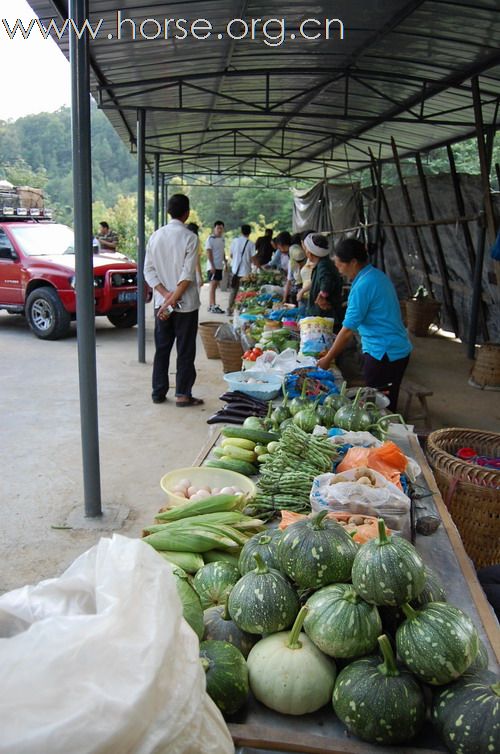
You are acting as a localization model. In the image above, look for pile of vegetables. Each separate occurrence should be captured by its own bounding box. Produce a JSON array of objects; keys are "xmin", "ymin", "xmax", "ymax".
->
[
  {"xmin": 204, "ymin": 425, "xmax": 278, "ymax": 476},
  {"xmin": 142, "ymin": 450, "xmax": 497, "ymax": 750},
  {"xmin": 250, "ymin": 423, "xmax": 338, "ymax": 518}
]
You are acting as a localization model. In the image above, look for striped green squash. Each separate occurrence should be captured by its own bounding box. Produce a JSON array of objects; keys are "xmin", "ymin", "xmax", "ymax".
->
[
  {"xmin": 278, "ymin": 511, "xmax": 357, "ymax": 589},
  {"xmin": 351, "ymin": 519, "xmax": 426, "ymax": 606},
  {"xmin": 199, "ymin": 640, "xmax": 249, "ymax": 715},
  {"xmin": 193, "ymin": 561, "xmax": 240, "ymax": 609},
  {"xmin": 432, "ymin": 669, "xmax": 500, "ymax": 753},
  {"xmin": 238, "ymin": 528, "xmax": 281, "ymax": 574},
  {"xmin": 228, "ymin": 553, "xmax": 299, "ymax": 635},
  {"xmin": 414, "ymin": 565, "xmax": 447, "ymax": 607},
  {"xmin": 333, "ymin": 634, "xmax": 426, "ymax": 744},
  {"xmin": 304, "ymin": 583, "xmax": 382, "ymax": 658},
  {"xmin": 396, "ymin": 602, "xmax": 479, "ymax": 685},
  {"xmin": 464, "ymin": 637, "xmax": 489, "ymax": 676},
  {"xmin": 203, "ymin": 599, "xmax": 257, "ymax": 658}
]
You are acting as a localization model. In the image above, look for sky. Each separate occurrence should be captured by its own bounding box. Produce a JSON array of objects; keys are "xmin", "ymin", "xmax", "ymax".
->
[{"xmin": 0, "ymin": 0, "xmax": 71, "ymax": 120}]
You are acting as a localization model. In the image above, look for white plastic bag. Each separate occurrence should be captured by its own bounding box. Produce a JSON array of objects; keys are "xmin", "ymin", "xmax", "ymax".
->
[
  {"xmin": 0, "ymin": 535, "xmax": 234, "ymax": 754},
  {"xmin": 310, "ymin": 468, "xmax": 411, "ymax": 536}
]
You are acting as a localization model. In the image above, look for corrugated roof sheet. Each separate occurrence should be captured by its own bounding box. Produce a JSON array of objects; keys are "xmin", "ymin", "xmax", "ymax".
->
[{"xmin": 28, "ymin": 0, "xmax": 500, "ymax": 182}]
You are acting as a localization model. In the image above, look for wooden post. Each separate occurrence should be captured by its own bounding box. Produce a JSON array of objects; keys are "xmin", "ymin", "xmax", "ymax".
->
[
  {"xmin": 391, "ymin": 137, "xmax": 433, "ymax": 294},
  {"xmin": 447, "ymin": 146, "xmax": 490, "ymax": 341},
  {"xmin": 369, "ymin": 149, "xmax": 412, "ymax": 295},
  {"xmin": 415, "ymin": 153, "xmax": 459, "ymax": 336}
]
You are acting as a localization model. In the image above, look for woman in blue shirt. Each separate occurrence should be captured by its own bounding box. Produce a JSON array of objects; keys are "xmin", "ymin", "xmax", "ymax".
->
[{"xmin": 317, "ymin": 238, "xmax": 412, "ymax": 411}]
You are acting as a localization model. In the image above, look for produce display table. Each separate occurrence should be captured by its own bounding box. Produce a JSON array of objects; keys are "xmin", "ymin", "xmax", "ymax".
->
[{"xmin": 192, "ymin": 429, "xmax": 499, "ymax": 754}]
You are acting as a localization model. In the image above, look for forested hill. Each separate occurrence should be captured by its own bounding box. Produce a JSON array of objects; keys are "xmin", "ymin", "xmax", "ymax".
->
[{"xmin": 0, "ymin": 104, "xmax": 136, "ymax": 221}]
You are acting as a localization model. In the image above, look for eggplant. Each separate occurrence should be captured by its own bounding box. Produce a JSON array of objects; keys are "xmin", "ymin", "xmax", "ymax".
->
[{"xmin": 206, "ymin": 411, "xmax": 244, "ymax": 425}]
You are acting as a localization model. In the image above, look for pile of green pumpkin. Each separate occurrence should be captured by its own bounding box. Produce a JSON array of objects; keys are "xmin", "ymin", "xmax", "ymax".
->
[{"xmin": 172, "ymin": 511, "xmax": 499, "ymax": 752}]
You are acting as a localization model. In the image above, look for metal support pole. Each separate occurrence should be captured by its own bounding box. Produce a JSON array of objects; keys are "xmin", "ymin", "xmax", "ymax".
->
[
  {"xmin": 69, "ymin": 0, "xmax": 102, "ymax": 517},
  {"xmin": 471, "ymin": 77, "xmax": 497, "ymax": 246},
  {"xmin": 153, "ymin": 153, "xmax": 160, "ymax": 231},
  {"xmin": 160, "ymin": 174, "xmax": 165, "ymax": 226},
  {"xmin": 137, "ymin": 108, "xmax": 146, "ymax": 364}
]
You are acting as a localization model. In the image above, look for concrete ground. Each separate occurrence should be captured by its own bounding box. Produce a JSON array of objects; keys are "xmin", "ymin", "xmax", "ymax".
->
[{"xmin": 1, "ymin": 285, "xmax": 498, "ymax": 593}]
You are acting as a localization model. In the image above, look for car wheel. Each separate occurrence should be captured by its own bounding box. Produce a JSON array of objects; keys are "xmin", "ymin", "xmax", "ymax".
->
[
  {"xmin": 26, "ymin": 287, "xmax": 71, "ymax": 340},
  {"xmin": 107, "ymin": 308, "xmax": 137, "ymax": 328}
]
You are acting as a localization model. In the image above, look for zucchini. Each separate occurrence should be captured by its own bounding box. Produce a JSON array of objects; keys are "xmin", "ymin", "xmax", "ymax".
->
[
  {"xmin": 222, "ymin": 426, "xmax": 279, "ymax": 444},
  {"xmin": 204, "ymin": 458, "xmax": 258, "ymax": 477}
]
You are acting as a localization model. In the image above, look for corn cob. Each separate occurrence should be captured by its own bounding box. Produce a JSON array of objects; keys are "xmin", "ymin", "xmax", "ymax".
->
[
  {"xmin": 157, "ymin": 551, "xmax": 204, "ymax": 573},
  {"xmin": 143, "ymin": 527, "xmax": 238, "ymax": 552},
  {"xmin": 155, "ymin": 493, "xmax": 244, "ymax": 522}
]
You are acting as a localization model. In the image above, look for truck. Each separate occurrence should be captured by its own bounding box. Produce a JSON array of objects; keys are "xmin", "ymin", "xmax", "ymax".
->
[{"xmin": 0, "ymin": 185, "xmax": 147, "ymax": 340}]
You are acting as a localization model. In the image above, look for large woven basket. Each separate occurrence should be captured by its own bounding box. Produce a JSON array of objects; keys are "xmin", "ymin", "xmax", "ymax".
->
[
  {"xmin": 406, "ymin": 298, "xmax": 441, "ymax": 336},
  {"xmin": 217, "ymin": 340, "xmax": 244, "ymax": 373},
  {"xmin": 426, "ymin": 428, "xmax": 500, "ymax": 568},
  {"xmin": 471, "ymin": 342, "xmax": 500, "ymax": 388},
  {"xmin": 198, "ymin": 321, "xmax": 221, "ymax": 359}
]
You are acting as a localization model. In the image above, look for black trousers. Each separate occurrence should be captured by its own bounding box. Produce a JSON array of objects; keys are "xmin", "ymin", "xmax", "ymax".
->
[
  {"xmin": 362, "ymin": 352, "xmax": 410, "ymax": 412},
  {"xmin": 152, "ymin": 309, "xmax": 198, "ymax": 399}
]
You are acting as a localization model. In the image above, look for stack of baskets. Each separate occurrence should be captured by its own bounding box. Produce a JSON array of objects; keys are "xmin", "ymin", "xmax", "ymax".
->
[
  {"xmin": 405, "ymin": 298, "xmax": 441, "ymax": 336},
  {"xmin": 198, "ymin": 321, "xmax": 221, "ymax": 360},
  {"xmin": 426, "ymin": 428, "xmax": 500, "ymax": 568},
  {"xmin": 470, "ymin": 342, "xmax": 500, "ymax": 389},
  {"xmin": 217, "ymin": 340, "xmax": 244, "ymax": 373}
]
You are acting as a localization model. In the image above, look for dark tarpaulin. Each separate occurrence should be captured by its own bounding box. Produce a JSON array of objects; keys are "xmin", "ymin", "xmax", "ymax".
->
[
  {"xmin": 294, "ymin": 177, "xmax": 500, "ymax": 342},
  {"xmin": 292, "ymin": 182, "xmax": 361, "ymax": 235}
]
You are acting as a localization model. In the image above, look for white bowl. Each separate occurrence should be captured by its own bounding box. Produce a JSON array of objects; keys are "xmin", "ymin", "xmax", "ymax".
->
[{"xmin": 160, "ymin": 466, "xmax": 257, "ymax": 507}]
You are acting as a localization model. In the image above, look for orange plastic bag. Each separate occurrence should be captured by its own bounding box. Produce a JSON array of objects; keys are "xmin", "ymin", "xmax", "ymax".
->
[
  {"xmin": 278, "ymin": 510, "xmax": 388, "ymax": 544},
  {"xmin": 336, "ymin": 441, "xmax": 407, "ymax": 489}
]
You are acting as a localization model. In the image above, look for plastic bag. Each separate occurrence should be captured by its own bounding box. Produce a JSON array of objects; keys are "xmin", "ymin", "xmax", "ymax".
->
[
  {"xmin": 337, "ymin": 441, "xmax": 408, "ymax": 489},
  {"xmin": 0, "ymin": 535, "xmax": 234, "ymax": 754},
  {"xmin": 214, "ymin": 323, "xmax": 240, "ymax": 342},
  {"xmin": 219, "ymin": 267, "xmax": 230, "ymax": 292},
  {"xmin": 248, "ymin": 348, "xmax": 316, "ymax": 376},
  {"xmin": 310, "ymin": 468, "xmax": 411, "ymax": 536}
]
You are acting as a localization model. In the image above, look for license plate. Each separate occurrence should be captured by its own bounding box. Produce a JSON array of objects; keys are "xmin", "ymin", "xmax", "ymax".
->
[{"xmin": 118, "ymin": 291, "xmax": 137, "ymax": 303}]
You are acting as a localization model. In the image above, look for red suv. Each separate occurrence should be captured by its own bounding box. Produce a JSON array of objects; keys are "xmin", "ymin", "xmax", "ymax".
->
[{"xmin": 0, "ymin": 217, "xmax": 146, "ymax": 339}]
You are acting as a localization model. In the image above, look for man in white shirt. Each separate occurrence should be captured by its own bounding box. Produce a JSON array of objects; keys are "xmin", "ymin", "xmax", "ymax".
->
[
  {"xmin": 227, "ymin": 224, "xmax": 255, "ymax": 315},
  {"xmin": 144, "ymin": 193, "xmax": 204, "ymax": 407},
  {"xmin": 205, "ymin": 220, "xmax": 226, "ymax": 314}
]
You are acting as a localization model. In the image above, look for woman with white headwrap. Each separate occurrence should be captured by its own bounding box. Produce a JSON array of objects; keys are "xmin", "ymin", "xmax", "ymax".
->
[{"xmin": 302, "ymin": 233, "xmax": 343, "ymax": 326}]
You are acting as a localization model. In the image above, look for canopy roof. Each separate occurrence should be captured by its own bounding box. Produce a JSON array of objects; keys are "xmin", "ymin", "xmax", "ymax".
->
[{"xmin": 29, "ymin": 1, "xmax": 500, "ymax": 183}]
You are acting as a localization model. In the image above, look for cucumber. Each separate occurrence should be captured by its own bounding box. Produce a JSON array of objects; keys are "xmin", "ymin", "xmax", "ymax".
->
[
  {"xmin": 221, "ymin": 437, "xmax": 256, "ymax": 451},
  {"xmin": 222, "ymin": 426, "xmax": 279, "ymax": 444},
  {"xmin": 222, "ymin": 444, "xmax": 257, "ymax": 463},
  {"xmin": 204, "ymin": 458, "xmax": 258, "ymax": 477}
]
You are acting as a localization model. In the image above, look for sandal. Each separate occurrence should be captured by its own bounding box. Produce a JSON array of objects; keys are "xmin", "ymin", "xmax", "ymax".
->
[{"xmin": 176, "ymin": 397, "xmax": 205, "ymax": 407}]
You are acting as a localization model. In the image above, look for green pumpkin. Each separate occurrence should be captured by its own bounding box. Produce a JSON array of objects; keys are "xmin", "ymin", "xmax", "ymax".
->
[
  {"xmin": 464, "ymin": 637, "xmax": 489, "ymax": 675},
  {"xmin": 414, "ymin": 565, "xmax": 447, "ymax": 607},
  {"xmin": 199, "ymin": 640, "xmax": 249, "ymax": 715},
  {"xmin": 351, "ymin": 518, "xmax": 426, "ymax": 606},
  {"xmin": 238, "ymin": 528, "xmax": 281, "ymax": 575},
  {"xmin": 172, "ymin": 567, "xmax": 204, "ymax": 640},
  {"xmin": 228, "ymin": 553, "xmax": 299, "ymax": 635},
  {"xmin": 278, "ymin": 511, "xmax": 357, "ymax": 589},
  {"xmin": 333, "ymin": 388, "xmax": 373, "ymax": 431},
  {"xmin": 247, "ymin": 606, "xmax": 336, "ymax": 715},
  {"xmin": 193, "ymin": 561, "xmax": 240, "ymax": 609},
  {"xmin": 396, "ymin": 602, "xmax": 479, "ymax": 685},
  {"xmin": 432, "ymin": 669, "xmax": 500, "ymax": 753},
  {"xmin": 203, "ymin": 599, "xmax": 257, "ymax": 658},
  {"xmin": 323, "ymin": 381, "xmax": 349, "ymax": 411},
  {"xmin": 333, "ymin": 634, "xmax": 426, "ymax": 745},
  {"xmin": 304, "ymin": 583, "xmax": 382, "ymax": 658}
]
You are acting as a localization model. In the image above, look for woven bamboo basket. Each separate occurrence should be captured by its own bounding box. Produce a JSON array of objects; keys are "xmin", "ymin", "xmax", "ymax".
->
[
  {"xmin": 198, "ymin": 321, "xmax": 221, "ymax": 359},
  {"xmin": 471, "ymin": 342, "xmax": 500, "ymax": 388},
  {"xmin": 217, "ymin": 340, "xmax": 244, "ymax": 373},
  {"xmin": 426, "ymin": 428, "xmax": 500, "ymax": 568},
  {"xmin": 406, "ymin": 298, "xmax": 441, "ymax": 336}
]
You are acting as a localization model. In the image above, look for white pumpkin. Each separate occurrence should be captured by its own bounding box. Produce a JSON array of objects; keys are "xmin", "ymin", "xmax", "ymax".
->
[{"xmin": 246, "ymin": 606, "xmax": 336, "ymax": 715}]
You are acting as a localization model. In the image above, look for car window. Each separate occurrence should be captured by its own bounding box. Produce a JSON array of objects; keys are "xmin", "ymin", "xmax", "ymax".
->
[
  {"xmin": 8, "ymin": 223, "xmax": 74, "ymax": 256},
  {"xmin": 0, "ymin": 228, "xmax": 14, "ymax": 250}
]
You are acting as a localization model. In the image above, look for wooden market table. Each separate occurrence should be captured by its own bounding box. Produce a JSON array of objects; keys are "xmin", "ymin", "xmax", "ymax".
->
[{"xmin": 193, "ymin": 428, "xmax": 500, "ymax": 754}]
